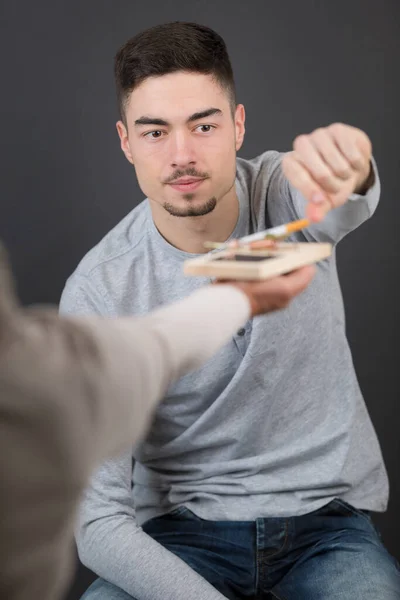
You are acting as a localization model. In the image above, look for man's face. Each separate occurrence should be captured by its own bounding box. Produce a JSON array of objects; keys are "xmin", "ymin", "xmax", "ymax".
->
[{"xmin": 117, "ymin": 72, "xmax": 245, "ymax": 218}]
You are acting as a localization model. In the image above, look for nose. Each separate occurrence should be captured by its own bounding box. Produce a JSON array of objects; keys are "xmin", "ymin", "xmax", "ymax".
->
[{"xmin": 169, "ymin": 130, "xmax": 196, "ymax": 169}]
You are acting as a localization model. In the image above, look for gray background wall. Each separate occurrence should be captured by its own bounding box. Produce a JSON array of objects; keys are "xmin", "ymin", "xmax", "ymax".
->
[{"xmin": 0, "ymin": 1, "xmax": 398, "ymax": 598}]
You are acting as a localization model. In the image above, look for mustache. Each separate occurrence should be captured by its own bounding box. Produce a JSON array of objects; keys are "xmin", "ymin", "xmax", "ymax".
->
[{"xmin": 163, "ymin": 167, "xmax": 210, "ymax": 184}]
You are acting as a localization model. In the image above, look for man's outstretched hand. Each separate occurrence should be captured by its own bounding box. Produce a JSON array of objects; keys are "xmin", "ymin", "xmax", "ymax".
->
[{"xmin": 282, "ymin": 123, "xmax": 373, "ymax": 223}]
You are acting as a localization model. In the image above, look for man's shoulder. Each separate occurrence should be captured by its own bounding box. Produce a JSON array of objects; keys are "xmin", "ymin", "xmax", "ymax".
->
[
  {"xmin": 60, "ymin": 202, "xmax": 151, "ymax": 314},
  {"xmin": 236, "ymin": 150, "xmax": 284, "ymax": 184},
  {"xmin": 71, "ymin": 201, "xmax": 150, "ymax": 280},
  {"xmin": 235, "ymin": 150, "xmax": 287, "ymax": 223}
]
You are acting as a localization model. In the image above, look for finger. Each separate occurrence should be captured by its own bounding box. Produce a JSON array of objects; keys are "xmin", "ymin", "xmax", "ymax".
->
[
  {"xmin": 281, "ymin": 153, "xmax": 331, "ymax": 222},
  {"xmin": 253, "ymin": 265, "xmax": 315, "ymax": 313},
  {"xmin": 310, "ymin": 128, "xmax": 353, "ymax": 180},
  {"xmin": 215, "ymin": 265, "xmax": 315, "ymax": 316},
  {"xmin": 275, "ymin": 264, "xmax": 316, "ymax": 297},
  {"xmin": 293, "ymin": 135, "xmax": 342, "ymax": 194},
  {"xmin": 282, "ymin": 152, "xmax": 329, "ymax": 202},
  {"xmin": 328, "ymin": 123, "xmax": 371, "ymax": 171},
  {"xmin": 217, "ymin": 265, "xmax": 315, "ymax": 292},
  {"xmin": 307, "ymin": 202, "xmax": 325, "ymax": 223}
]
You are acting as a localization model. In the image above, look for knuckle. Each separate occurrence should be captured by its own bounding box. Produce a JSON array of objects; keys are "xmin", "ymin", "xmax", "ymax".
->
[
  {"xmin": 293, "ymin": 134, "xmax": 308, "ymax": 150},
  {"xmin": 329, "ymin": 121, "xmax": 345, "ymax": 132},
  {"xmin": 349, "ymin": 154, "xmax": 364, "ymax": 168},
  {"xmin": 312, "ymin": 127, "xmax": 326, "ymax": 140},
  {"xmin": 358, "ymin": 130, "xmax": 372, "ymax": 154},
  {"xmin": 315, "ymin": 170, "xmax": 334, "ymax": 187},
  {"xmin": 365, "ymin": 135, "xmax": 372, "ymax": 153},
  {"xmin": 335, "ymin": 166, "xmax": 352, "ymax": 179},
  {"xmin": 281, "ymin": 153, "xmax": 293, "ymax": 169},
  {"xmin": 297, "ymin": 171, "xmax": 311, "ymax": 187}
]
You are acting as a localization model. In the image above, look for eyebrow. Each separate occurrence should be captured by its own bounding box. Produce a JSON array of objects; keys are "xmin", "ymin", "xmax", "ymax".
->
[
  {"xmin": 187, "ymin": 108, "xmax": 223, "ymax": 122},
  {"xmin": 134, "ymin": 108, "xmax": 223, "ymax": 127}
]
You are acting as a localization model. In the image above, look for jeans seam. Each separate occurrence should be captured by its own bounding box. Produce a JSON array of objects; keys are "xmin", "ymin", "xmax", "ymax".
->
[
  {"xmin": 263, "ymin": 519, "xmax": 290, "ymax": 561},
  {"xmin": 255, "ymin": 518, "xmax": 262, "ymax": 598},
  {"xmin": 331, "ymin": 498, "xmax": 374, "ymax": 528}
]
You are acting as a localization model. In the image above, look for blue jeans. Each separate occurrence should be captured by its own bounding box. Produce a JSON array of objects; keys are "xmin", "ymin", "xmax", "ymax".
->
[{"xmin": 81, "ymin": 499, "xmax": 400, "ymax": 599}]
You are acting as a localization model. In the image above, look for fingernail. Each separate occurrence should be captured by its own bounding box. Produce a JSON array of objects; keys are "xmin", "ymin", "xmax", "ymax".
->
[{"xmin": 311, "ymin": 192, "xmax": 326, "ymax": 204}]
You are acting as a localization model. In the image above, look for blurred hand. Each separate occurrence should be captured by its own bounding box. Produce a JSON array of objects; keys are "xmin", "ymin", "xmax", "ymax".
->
[
  {"xmin": 217, "ymin": 265, "xmax": 315, "ymax": 317},
  {"xmin": 282, "ymin": 123, "xmax": 373, "ymax": 223}
]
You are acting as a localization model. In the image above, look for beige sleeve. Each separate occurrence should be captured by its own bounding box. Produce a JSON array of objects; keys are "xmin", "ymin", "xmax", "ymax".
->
[{"xmin": 0, "ymin": 284, "xmax": 249, "ymax": 600}]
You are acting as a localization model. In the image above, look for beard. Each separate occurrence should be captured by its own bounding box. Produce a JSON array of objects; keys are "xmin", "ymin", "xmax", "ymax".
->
[{"xmin": 163, "ymin": 195, "xmax": 217, "ymax": 217}]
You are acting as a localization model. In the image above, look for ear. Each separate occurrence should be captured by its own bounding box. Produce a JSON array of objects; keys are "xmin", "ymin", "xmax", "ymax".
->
[
  {"xmin": 116, "ymin": 121, "xmax": 134, "ymax": 165},
  {"xmin": 234, "ymin": 104, "xmax": 246, "ymax": 151}
]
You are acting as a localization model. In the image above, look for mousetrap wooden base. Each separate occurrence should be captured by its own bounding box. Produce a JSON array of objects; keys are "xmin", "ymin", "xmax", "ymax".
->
[{"xmin": 184, "ymin": 242, "xmax": 332, "ymax": 281}]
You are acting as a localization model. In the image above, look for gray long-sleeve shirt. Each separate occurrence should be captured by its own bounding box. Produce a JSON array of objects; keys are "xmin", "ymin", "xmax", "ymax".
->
[
  {"xmin": 0, "ymin": 240, "xmax": 252, "ymax": 600},
  {"xmin": 60, "ymin": 151, "xmax": 388, "ymax": 600}
]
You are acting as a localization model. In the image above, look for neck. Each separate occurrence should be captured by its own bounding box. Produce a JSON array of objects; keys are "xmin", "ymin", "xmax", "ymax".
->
[{"xmin": 150, "ymin": 184, "xmax": 240, "ymax": 254}]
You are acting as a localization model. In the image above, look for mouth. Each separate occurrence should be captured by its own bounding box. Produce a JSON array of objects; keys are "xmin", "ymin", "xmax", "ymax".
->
[{"xmin": 167, "ymin": 178, "xmax": 206, "ymax": 193}]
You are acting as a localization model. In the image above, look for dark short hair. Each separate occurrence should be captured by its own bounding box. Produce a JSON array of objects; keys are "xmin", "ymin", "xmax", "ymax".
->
[{"xmin": 114, "ymin": 22, "xmax": 236, "ymax": 124}]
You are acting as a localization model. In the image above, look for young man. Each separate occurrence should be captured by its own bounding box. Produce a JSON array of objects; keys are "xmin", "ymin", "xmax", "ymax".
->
[
  {"xmin": 60, "ymin": 22, "xmax": 399, "ymax": 600},
  {"xmin": 0, "ymin": 240, "xmax": 311, "ymax": 600}
]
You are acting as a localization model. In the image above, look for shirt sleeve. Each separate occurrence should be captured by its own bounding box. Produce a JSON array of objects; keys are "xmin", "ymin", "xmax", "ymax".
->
[
  {"xmin": 71, "ymin": 284, "xmax": 250, "ymax": 600},
  {"xmin": 1, "ymin": 275, "xmax": 250, "ymax": 600}
]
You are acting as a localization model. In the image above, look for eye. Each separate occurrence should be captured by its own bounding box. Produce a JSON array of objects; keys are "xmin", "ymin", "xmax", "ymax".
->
[
  {"xmin": 195, "ymin": 124, "xmax": 215, "ymax": 133},
  {"xmin": 144, "ymin": 130, "xmax": 165, "ymax": 139}
]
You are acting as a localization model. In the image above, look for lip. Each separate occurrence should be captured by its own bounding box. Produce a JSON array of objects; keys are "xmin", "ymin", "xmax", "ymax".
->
[{"xmin": 168, "ymin": 178, "xmax": 205, "ymax": 193}]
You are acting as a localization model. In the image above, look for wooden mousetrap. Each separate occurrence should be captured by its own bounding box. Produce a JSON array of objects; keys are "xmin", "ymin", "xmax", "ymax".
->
[{"xmin": 183, "ymin": 242, "xmax": 332, "ymax": 281}]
